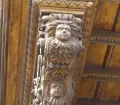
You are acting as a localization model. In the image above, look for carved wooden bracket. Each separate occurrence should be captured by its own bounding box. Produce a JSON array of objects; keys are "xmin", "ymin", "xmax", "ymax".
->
[{"xmin": 20, "ymin": 0, "xmax": 97, "ymax": 105}]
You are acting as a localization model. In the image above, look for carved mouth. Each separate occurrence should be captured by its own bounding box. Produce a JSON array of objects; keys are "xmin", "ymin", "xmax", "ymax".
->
[
  {"xmin": 62, "ymin": 33, "xmax": 67, "ymax": 36},
  {"xmin": 55, "ymin": 90, "xmax": 60, "ymax": 92}
]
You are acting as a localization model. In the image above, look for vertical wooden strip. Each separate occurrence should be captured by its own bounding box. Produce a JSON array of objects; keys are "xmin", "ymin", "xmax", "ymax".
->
[
  {"xmin": 15, "ymin": 0, "xmax": 29, "ymax": 104},
  {"xmin": 109, "ymin": 46, "xmax": 120, "ymax": 68},
  {"xmin": 6, "ymin": 0, "xmax": 22, "ymax": 105},
  {"xmin": 0, "ymin": 1, "xmax": 3, "ymax": 103},
  {"xmin": 102, "ymin": 45, "xmax": 115, "ymax": 69},
  {"xmin": 94, "ymin": 81, "xmax": 104, "ymax": 99},
  {"xmin": 113, "ymin": 5, "xmax": 120, "ymax": 32},
  {"xmin": 0, "ymin": 0, "xmax": 9, "ymax": 104},
  {"xmin": 20, "ymin": 1, "xmax": 39, "ymax": 105}
]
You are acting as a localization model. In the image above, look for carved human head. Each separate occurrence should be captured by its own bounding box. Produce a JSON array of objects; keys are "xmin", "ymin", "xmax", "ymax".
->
[
  {"xmin": 55, "ymin": 23, "xmax": 71, "ymax": 41},
  {"xmin": 46, "ymin": 78, "xmax": 67, "ymax": 98},
  {"xmin": 41, "ymin": 13, "xmax": 83, "ymax": 40},
  {"xmin": 50, "ymin": 81, "xmax": 65, "ymax": 98},
  {"xmin": 45, "ymin": 20, "xmax": 81, "ymax": 41}
]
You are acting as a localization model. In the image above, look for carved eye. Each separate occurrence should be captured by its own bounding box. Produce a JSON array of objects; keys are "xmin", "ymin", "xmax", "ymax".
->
[
  {"xmin": 57, "ymin": 27, "xmax": 63, "ymax": 31},
  {"xmin": 52, "ymin": 86, "xmax": 56, "ymax": 88},
  {"xmin": 51, "ymin": 84, "xmax": 57, "ymax": 88},
  {"xmin": 65, "ymin": 28, "xmax": 71, "ymax": 32}
]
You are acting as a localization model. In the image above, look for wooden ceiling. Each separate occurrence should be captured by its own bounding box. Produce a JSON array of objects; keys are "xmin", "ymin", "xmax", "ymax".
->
[
  {"xmin": 1, "ymin": 0, "xmax": 120, "ymax": 105},
  {"xmin": 76, "ymin": 1, "xmax": 120, "ymax": 102},
  {"xmin": 84, "ymin": 2, "xmax": 120, "ymax": 73}
]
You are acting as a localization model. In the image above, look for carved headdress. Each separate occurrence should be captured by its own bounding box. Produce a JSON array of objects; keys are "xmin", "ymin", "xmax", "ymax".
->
[{"xmin": 41, "ymin": 13, "xmax": 84, "ymax": 40}]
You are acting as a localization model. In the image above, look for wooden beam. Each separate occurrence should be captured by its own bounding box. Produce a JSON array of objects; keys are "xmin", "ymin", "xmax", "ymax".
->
[
  {"xmin": 77, "ymin": 98, "xmax": 120, "ymax": 105},
  {"xmin": 82, "ymin": 65, "xmax": 120, "ymax": 81},
  {"xmin": 92, "ymin": 29, "xmax": 120, "ymax": 36}
]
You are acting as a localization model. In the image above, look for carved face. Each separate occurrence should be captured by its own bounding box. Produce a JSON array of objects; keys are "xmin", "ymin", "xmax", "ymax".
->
[
  {"xmin": 55, "ymin": 24, "xmax": 71, "ymax": 41},
  {"xmin": 50, "ymin": 82, "xmax": 64, "ymax": 98}
]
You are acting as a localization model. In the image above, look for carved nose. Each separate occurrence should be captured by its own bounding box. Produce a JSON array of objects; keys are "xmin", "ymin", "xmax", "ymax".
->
[
  {"xmin": 56, "ymin": 86, "xmax": 60, "ymax": 90},
  {"xmin": 63, "ymin": 29, "xmax": 66, "ymax": 33}
]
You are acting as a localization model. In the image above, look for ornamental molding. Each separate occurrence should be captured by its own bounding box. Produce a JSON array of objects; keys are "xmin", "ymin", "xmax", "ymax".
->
[
  {"xmin": 82, "ymin": 73, "xmax": 120, "ymax": 81},
  {"xmin": 91, "ymin": 30, "xmax": 120, "ymax": 45},
  {"xmin": 35, "ymin": 0, "xmax": 94, "ymax": 9}
]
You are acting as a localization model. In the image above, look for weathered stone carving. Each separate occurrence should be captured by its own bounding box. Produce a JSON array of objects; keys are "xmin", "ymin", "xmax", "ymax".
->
[{"xmin": 31, "ymin": 13, "xmax": 84, "ymax": 105}]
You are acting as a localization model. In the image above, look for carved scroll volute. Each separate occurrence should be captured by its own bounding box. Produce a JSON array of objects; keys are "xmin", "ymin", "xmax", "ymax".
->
[{"xmin": 31, "ymin": 13, "xmax": 84, "ymax": 105}]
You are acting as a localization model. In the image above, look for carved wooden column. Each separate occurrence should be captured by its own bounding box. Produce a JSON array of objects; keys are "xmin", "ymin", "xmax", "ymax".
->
[
  {"xmin": 0, "ymin": 0, "xmax": 9, "ymax": 104},
  {"xmin": 20, "ymin": 1, "xmax": 97, "ymax": 105}
]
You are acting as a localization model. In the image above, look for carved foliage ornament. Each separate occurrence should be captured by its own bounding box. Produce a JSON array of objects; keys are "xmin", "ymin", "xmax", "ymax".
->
[{"xmin": 31, "ymin": 13, "xmax": 84, "ymax": 105}]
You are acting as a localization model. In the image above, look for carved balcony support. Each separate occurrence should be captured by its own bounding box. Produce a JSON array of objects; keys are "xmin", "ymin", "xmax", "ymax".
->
[
  {"xmin": 20, "ymin": 0, "xmax": 97, "ymax": 105},
  {"xmin": 31, "ymin": 13, "xmax": 84, "ymax": 105}
]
